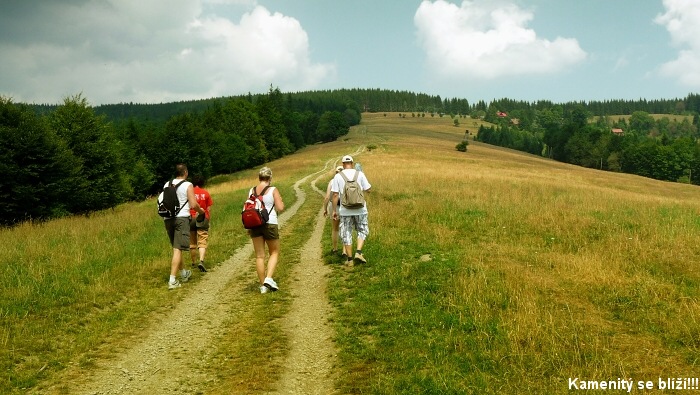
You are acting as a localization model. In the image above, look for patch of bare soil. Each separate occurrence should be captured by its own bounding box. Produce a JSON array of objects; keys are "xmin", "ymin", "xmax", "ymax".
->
[{"xmin": 35, "ymin": 164, "xmax": 338, "ymax": 395}]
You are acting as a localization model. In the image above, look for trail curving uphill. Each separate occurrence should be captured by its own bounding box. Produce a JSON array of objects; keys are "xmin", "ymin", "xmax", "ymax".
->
[
  {"xmin": 36, "ymin": 160, "xmax": 341, "ymax": 395},
  {"xmin": 269, "ymin": 165, "xmax": 339, "ymax": 395}
]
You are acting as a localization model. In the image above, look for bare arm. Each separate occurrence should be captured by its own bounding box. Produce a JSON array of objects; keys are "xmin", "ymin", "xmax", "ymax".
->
[
  {"xmin": 323, "ymin": 182, "xmax": 332, "ymax": 216},
  {"xmin": 332, "ymin": 192, "xmax": 339, "ymax": 220},
  {"xmin": 273, "ymin": 187, "xmax": 285, "ymax": 212}
]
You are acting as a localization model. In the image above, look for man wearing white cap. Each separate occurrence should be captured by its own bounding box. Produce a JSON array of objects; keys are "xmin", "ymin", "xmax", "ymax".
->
[{"xmin": 331, "ymin": 155, "xmax": 372, "ymax": 265}]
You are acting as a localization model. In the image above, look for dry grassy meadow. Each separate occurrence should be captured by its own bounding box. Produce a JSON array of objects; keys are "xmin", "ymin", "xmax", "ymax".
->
[
  {"xmin": 329, "ymin": 112, "xmax": 700, "ymax": 393},
  {"xmin": 2, "ymin": 111, "xmax": 700, "ymax": 394}
]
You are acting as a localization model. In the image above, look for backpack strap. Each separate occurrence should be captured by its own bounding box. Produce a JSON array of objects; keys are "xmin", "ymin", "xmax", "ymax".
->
[
  {"xmin": 254, "ymin": 185, "xmax": 275, "ymax": 213},
  {"xmin": 174, "ymin": 179, "xmax": 187, "ymax": 216},
  {"xmin": 339, "ymin": 170, "xmax": 359, "ymax": 182}
]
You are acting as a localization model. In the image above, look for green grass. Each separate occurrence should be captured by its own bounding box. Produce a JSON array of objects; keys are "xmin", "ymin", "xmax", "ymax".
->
[
  {"xmin": 4, "ymin": 112, "xmax": 700, "ymax": 394},
  {"xmin": 0, "ymin": 172, "xmax": 306, "ymax": 393},
  {"xmin": 322, "ymin": 114, "xmax": 700, "ymax": 394}
]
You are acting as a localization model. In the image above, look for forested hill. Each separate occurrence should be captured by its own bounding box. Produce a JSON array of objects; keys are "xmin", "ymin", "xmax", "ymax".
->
[
  {"xmin": 27, "ymin": 89, "xmax": 700, "ymax": 124},
  {"xmin": 2, "ymin": 88, "xmax": 361, "ymax": 226},
  {"xmin": 5, "ymin": 88, "xmax": 700, "ymax": 226}
]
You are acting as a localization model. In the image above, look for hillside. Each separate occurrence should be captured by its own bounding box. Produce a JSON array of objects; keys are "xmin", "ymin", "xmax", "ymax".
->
[{"xmin": 3, "ymin": 112, "xmax": 700, "ymax": 394}]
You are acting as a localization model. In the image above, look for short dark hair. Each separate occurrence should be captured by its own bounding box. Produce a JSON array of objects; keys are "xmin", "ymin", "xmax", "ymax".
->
[
  {"xmin": 175, "ymin": 163, "xmax": 188, "ymax": 177},
  {"xmin": 192, "ymin": 174, "xmax": 205, "ymax": 187}
]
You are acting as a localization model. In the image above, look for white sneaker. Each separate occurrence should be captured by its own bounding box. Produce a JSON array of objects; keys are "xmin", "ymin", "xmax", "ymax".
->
[
  {"xmin": 180, "ymin": 269, "xmax": 192, "ymax": 283},
  {"xmin": 168, "ymin": 280, "xmax": 181, "ymax": 290},
  {"xmin": 260, "ymin": 285, "xmax": 268, "ymax": 294},
  {"xmin": 263, "ymin": 277, "xmax": 279, "ymax": 291}
]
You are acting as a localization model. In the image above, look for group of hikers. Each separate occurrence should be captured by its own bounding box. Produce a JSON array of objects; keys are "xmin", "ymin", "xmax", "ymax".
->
[{"xmin": 160, "ymin": 154, "xmax": 372, "ymax": 293}]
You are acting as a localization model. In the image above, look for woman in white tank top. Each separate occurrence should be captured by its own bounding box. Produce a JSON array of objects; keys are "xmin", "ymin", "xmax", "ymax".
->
[{"xmin": 247, "ymin": 167, "xmax": 285, "ymax": 294}]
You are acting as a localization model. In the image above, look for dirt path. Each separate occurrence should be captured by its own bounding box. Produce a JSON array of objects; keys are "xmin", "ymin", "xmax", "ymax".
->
[
  {"xmin": 39, "ymin": 162, "xmax": 338, "ymax": 395},
  {"xmin": 269, "ymin": 170, "xmax": 337, "ymax": 395}
]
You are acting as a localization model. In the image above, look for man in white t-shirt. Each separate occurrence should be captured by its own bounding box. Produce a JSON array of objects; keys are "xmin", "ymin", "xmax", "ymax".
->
[
  {"xmin": 163, "ymin": 163, "xmax": 206, "ymax": 290},
  {"xmin": 331, "ymin": 155, "xmax": 372, "ymax": 265}
]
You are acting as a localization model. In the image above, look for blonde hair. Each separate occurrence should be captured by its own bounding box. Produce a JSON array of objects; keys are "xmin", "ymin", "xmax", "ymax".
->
[{"xmin": 259, "ymin": 167, "xmax": 272, "ymax": 181}]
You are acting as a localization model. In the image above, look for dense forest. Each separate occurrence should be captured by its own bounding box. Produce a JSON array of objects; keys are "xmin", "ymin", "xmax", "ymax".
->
[
  {"xmin": 1, "ymin": 87, "xmax": 359, "ymax": 226},
  {"xmin": 3, "ymin": 88, "xmax": 700, "ymax": 226}
]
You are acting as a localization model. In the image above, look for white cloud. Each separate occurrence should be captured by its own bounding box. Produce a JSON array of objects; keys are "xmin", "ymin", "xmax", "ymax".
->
[
  {"xmin": 0, "ymin": 1, "xmax": 335, "ymax": 104},
  {"xmin": 414, "ymin": 0, "xmax": 586, "ymax": 80},
  {"xmin": 655, "ymin": 0, "xmax": 700, "ymax": 87}
]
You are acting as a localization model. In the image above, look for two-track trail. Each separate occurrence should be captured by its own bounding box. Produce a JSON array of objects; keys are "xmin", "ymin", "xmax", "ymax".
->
[
  {"xmin": 36, "ymin": 161, "xmax": 339, "ymax": 395},
  {"xmin": 269, "ymin": 167, "xmax": 338, "ymax": 395}
]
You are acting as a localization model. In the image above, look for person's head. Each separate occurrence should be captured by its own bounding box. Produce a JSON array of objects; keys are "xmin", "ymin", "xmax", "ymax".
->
[
  {"xmin": 175, "ymin": 163, "xmax": 188, "ymax": 177},
  {"xmin": 335, "ymin": 166, "xmax": 343, "ymax": 173},
  {"xmin": 342, "ymin": 155, "xmax": 353, "ymax": 169},
  {"xmin": 192, "ymin": 174, "xmax": 205, "ymax": 188},
  {"xmin": 259, "ymin": 167, "xmax": 273, "ymax": 182}
]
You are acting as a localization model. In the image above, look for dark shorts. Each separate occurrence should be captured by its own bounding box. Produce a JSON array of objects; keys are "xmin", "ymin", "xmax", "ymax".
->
[
  {"xmin": 249, "ymin": 223, "xmax": 279, "ymax": 240},
  {"xmin": 165, "ymin": 217, "xmax": 190, "ymax": 250}
]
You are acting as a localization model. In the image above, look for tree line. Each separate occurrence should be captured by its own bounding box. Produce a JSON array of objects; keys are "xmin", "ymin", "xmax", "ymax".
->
[
  {"xmin": 1, "ymin": 87, "xmax": 359, "ymax": 226},
  {"xmin": 476, "ymin": 105, "xmax": 700, "ymax": 184},
  {"xmin": 6, "ymin": 87, "xmax": 700, "ymax": 226}
]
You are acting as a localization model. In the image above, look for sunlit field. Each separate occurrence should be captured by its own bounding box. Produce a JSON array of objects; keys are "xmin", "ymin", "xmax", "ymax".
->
[
  {"xmin": 327, "ymin": 112, "xmax": 700, "ymax": 393},
  {"xmin": 3, "ymin": 110, "xmax": 700, "ymax": 394}
]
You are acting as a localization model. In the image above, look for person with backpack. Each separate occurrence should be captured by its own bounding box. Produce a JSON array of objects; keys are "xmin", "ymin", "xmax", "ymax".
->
[
  {"xmin": 189, "ymin": 175, "xmax": 213, "ymax": 273},
  {"xmin": 323, "ymin": 166, "xmax": 343, "ymax": 255},
  {"xmin": 246, "ymin": 167, "xmax": 285, "ymax": 294},
  {"xmin": 331, "ymin": 155, "xmax": 372, "ymax": 265},
  {"xmin": 161, "ymin": 163, "xmax": 206, "ymax": 290}
]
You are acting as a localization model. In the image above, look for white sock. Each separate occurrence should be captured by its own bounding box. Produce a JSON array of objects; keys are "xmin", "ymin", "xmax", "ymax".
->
[{"xmin": 169, "ymin": 275, "xmax": 176, "ymax": 284}]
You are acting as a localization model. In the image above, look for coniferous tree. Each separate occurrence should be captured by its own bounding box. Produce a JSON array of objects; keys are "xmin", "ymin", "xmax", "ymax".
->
[
  {"xmin": 0, "ymin": 98, "xmax": 82, "ymax": 224},
  {"xmin": 49, "ymin": 95, "xmax": 129, "ymax": 214}
]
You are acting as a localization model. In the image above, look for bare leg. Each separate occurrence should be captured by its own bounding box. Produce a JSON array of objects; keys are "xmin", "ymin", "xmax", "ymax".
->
[
  {"xmin": 199, "ymin": 247, "xmax": 206, "ymax": 262},
  {"xmin": 252, "ymin": 236, "xmax": 266, "ymax": 284},
  {"xmin": 331, "ymin": 219, "xmax": 340, "ymax": 250},
  {"xmin": 171, "ymin": 248, "xmax": 182, "ymax": 277},
  {"xmin": 266, "ymin": 239, "xmax": 280, "ymax": 278}
]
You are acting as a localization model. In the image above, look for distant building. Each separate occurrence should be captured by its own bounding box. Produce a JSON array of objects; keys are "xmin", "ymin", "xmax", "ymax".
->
[
  {"xmin": 611, "ymin": 128, "xmax": 624, "ymax": 136},
  {"xmin": 497, "ymin": 111, "xmax": 508, "ymax": 117}
]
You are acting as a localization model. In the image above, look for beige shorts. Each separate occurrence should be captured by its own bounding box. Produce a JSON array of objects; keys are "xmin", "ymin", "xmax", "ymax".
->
[{"xmin": 190, "ymin": 228, "xmax": 209, "ymax": 249}]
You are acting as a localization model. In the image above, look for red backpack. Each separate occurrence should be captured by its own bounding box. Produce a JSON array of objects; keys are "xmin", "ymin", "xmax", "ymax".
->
[{"xmin": 241, "ymin": 186, "xmax": 273, "ymax": 229}]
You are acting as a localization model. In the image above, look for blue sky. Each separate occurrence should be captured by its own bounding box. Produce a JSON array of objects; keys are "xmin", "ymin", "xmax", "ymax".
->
[{"xmin": 1, "ymin": 0, "xmax": 699, "ymax": 106}]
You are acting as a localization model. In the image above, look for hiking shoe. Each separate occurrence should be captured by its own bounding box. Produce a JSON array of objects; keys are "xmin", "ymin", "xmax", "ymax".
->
[
  {"xmin": 260, "ymin": 285, "xmax": 268, "ymax": 294},
  {"xmin": 346, "ymin": 258, "xmax": 354, "ymax": 267},
  {"xmin": 354, "ymin": 252, "xmax": 367, "ymax": 264},
  {"xmin": 263, "ymin": 277, "xmax": 279, "ymax": 291},
  {"xmin": 198, "ymin": 262, "xmax": 207, "ymax": 272},
  {"xmin": 168, "ymin": 280, "xmax": 181, "ymax": 290},
  {"xmin": 180, "ymin": 269, "xmax": 192, "ymax": 283}
]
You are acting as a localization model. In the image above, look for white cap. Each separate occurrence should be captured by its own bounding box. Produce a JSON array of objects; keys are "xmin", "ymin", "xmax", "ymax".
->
[{"xmin": 342, "ymin": 155, "xmax": 353, "ymax": 163}]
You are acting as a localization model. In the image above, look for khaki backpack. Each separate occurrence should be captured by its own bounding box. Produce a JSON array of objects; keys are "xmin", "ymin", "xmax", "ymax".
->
[{"xmin": 339, "ymin": 171, "xmax": 365, "ymax": 209}]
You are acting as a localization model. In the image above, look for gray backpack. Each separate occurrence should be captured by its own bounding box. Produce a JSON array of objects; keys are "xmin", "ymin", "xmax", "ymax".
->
[{"xmin": 339, "ymin": 171, "xmax": 365, "ymax": 209}]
